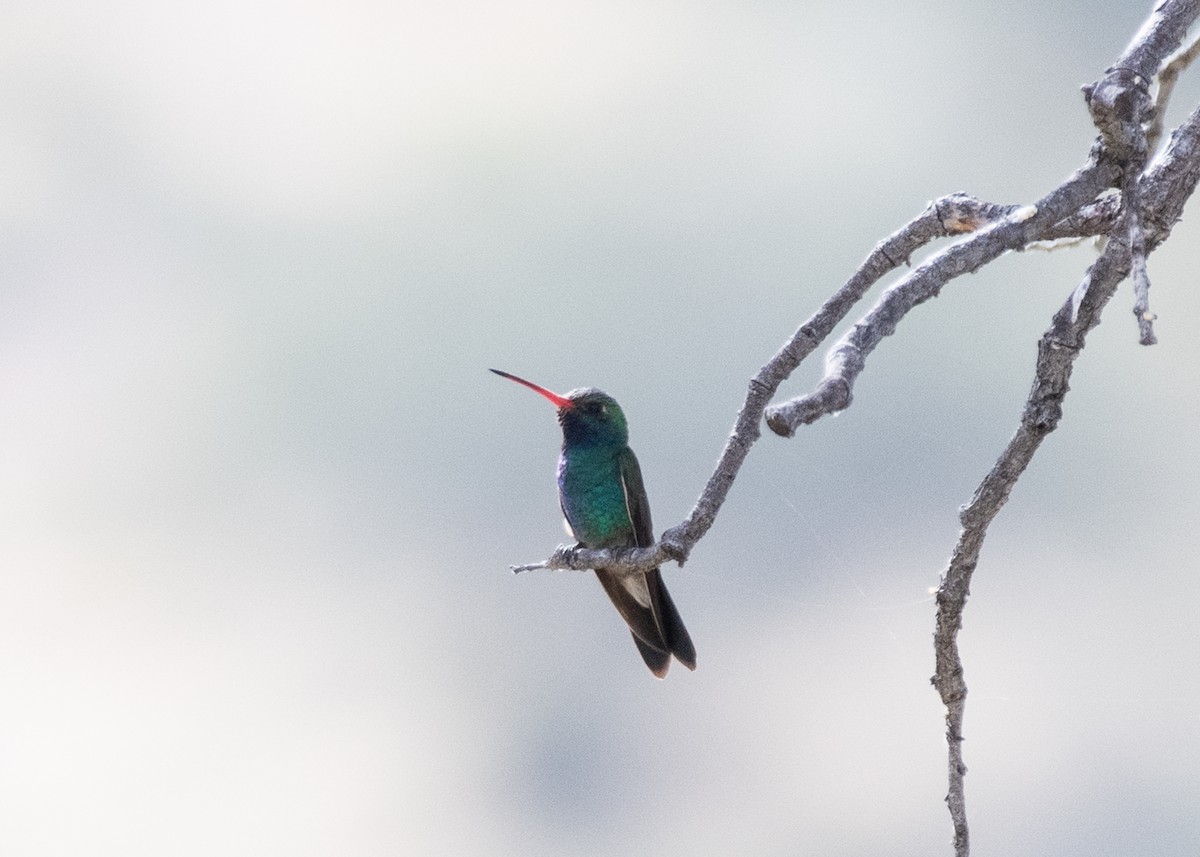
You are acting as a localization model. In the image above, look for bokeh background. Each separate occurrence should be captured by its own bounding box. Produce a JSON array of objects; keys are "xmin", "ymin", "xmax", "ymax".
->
[{"xmin": 3, "ymin": 2, "xmax": 1198, "ymax": 855}]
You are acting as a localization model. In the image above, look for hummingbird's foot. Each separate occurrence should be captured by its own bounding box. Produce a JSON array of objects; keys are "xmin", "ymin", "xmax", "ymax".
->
[{"xmin": 552, "ymin": 543, "xmax": 585, "ymax": 567}]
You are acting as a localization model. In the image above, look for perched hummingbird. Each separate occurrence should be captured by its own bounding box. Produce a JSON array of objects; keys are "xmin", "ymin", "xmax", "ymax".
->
[{"xmin": 491, "ymin": 369, "xmax": 696, "ymax": 677}]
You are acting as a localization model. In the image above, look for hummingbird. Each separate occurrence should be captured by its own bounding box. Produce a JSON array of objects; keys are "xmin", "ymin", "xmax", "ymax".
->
[{"xmin": 491, "ymin": 369, "xmax": 696, "ymax": 677}]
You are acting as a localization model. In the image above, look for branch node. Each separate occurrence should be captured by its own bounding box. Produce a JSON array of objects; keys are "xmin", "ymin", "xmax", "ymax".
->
[
  {"xmin": 1085, "ymin": 65, "xmax": 1153, "ymax": 160},
  {"xmin": 934, "ymin": 193, "xmax": 1019, "ymax": 234}
]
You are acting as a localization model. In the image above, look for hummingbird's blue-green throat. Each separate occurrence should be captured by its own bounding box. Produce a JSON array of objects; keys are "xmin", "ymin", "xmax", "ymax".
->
[{"xmin": 490, "ymin": 368, "xmax": 696, "ymax": 678}]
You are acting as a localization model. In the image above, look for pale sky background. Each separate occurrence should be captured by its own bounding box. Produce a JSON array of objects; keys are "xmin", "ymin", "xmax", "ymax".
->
[{"xmin": 3, "ymin": 2, "xmax": 1199, "ymax": 855}]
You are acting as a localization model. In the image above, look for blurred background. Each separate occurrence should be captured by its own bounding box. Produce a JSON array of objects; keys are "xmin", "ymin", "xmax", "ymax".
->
[{"xmin": 2, "ymin": 1, "xmax": 1198, "ymax": 855}]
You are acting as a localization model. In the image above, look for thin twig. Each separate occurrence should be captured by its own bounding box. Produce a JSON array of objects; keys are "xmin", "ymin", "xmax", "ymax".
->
[
  {"xmin": 1119, "ymin": 126, "xmax": 1157, "ymax": 345},
  {"xmin": 1147, "ymin": 30, "xmax": 1200, "ymax": 153},
  {"xmin": 1127, "ymin": 201, "xmax": 1158, "ymax": 344}
]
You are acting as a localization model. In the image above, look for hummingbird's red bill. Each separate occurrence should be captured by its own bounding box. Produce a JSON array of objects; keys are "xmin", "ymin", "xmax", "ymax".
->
[{"xmin": 490, "ymin": 369, "xmax": 574, "ymax": 410}]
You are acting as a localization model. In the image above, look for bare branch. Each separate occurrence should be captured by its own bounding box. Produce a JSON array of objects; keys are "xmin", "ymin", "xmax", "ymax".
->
[
  {"xmin": 509, "ymin": 30, "xmax": 1200, "ymax": 814},
  {"xmin": 931, "ymin": 89, "xmax": 1200, "ymax": 857},
  {"xmin": 1035, "ymin": 190, "xmax": 1122, "ymax": 241},
  {"xmin": 1119, "ymin": 0, "xmax": 1200, "ymax": 79},
  {"xmin": 1141, "ymin": 107, "xmax": 1200, "ymax": 233},
  {"xmin": 932, "ymin": 239, "xmax": 1129, "ymax": 857},
  {"xmin": 763, "ymin": 6, "xmax": 1200, "ymax": 444},
  {"xmin": 763, "ymin": 161, "xmax": 1120, "ymax": 436}
]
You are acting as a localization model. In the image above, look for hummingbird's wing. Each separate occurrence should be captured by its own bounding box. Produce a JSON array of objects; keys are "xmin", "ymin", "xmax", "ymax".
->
[
  {"xmin": 618, "ymin": 447, "xmax": 696, "ymax": 672},
  {"xmin": 617, "ymin": 446, "xmax": 654, "ymax": 548}
]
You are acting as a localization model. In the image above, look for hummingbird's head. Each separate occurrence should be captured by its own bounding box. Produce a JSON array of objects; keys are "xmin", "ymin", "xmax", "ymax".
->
[
  {"xmin": 490, "ymin": 369, "xmax": 629, "ymax": 447},
  {"xmin": 557, "ymin": 388, "xmax": 628, "ymax": 447}
]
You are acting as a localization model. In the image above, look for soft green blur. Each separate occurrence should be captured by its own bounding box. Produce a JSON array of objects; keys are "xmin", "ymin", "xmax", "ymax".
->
[{"xmin": 2, "ymin": 2, "xmax": 1198, "ymax": 855}]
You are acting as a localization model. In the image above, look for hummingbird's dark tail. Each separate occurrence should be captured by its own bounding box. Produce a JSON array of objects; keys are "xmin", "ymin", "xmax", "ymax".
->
[
  {"xmin": 656, "ymin": 577, "xmax": 697, "ymax": 672},
  {"xmin": 595, "ymin": 568, "xmax": 696, "ymax": 677},
  {"xmin": 631, "ymin": 634, "xmax": 671, "ymax": 678}
]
